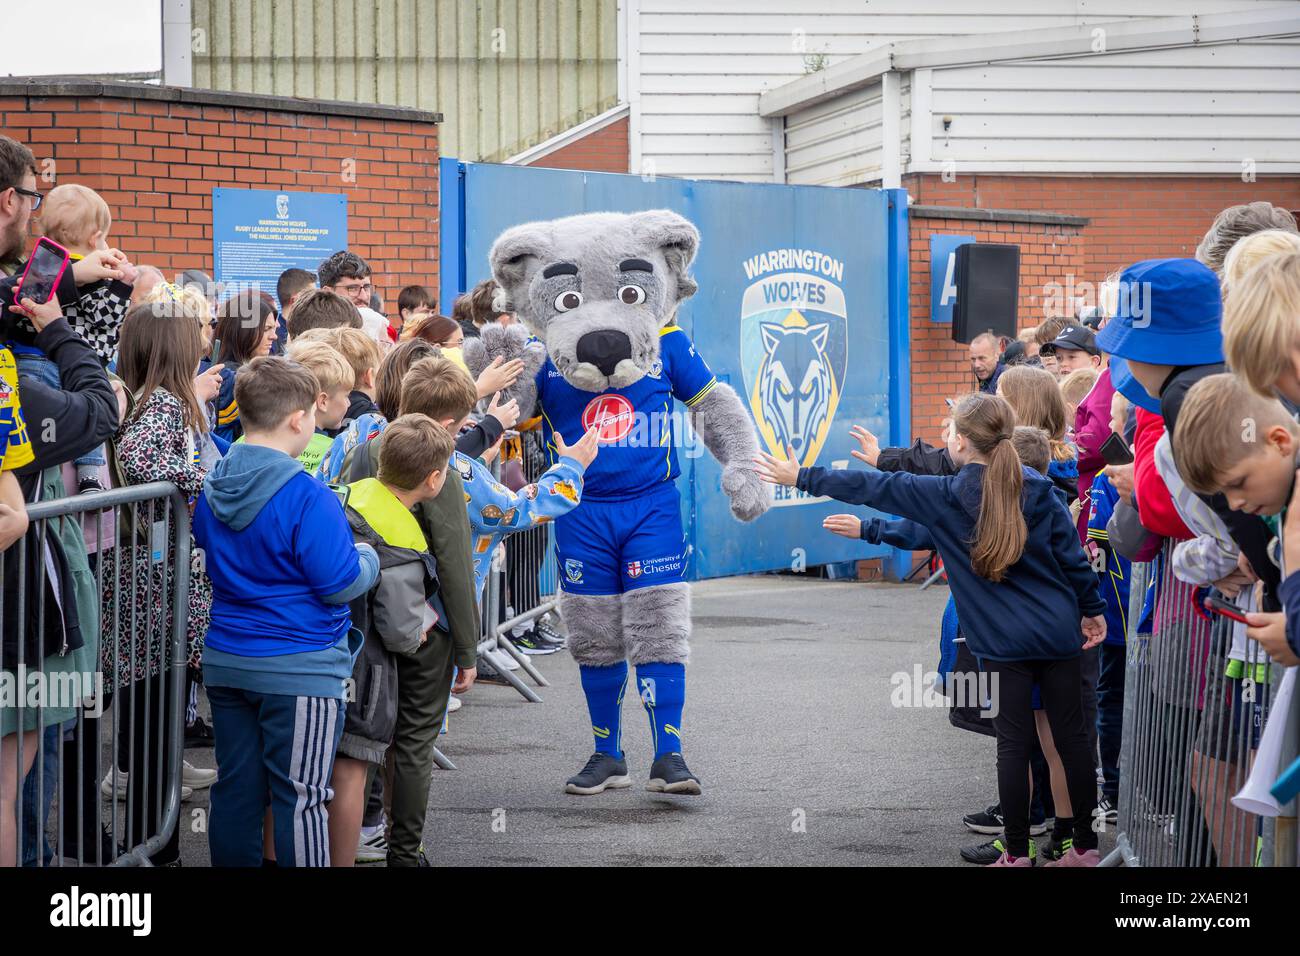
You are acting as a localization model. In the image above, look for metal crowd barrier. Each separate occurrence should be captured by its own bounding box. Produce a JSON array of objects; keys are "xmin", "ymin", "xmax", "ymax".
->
[
  {"xmin": 474, "ymin": 430, "xmax": 564, "ymax": 703},
  {"xmin": 1102, "ymin": 541, "xmax": 1300, "ymax": 867},
  {"xmin": 2, "ymin": 482, "xmax": 190, "ymax": 868}
]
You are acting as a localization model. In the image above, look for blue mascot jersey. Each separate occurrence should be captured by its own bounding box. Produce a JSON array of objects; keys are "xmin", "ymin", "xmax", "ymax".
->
[{"xmin": 537, "ymin": 326, "xmax": 717, "ymax": 500}]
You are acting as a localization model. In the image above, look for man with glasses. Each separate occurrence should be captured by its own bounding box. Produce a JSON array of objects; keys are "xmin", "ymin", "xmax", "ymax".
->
[
  {"xmin": 318, "ymin": 249, "xmax": 389, "ymax": 347},
  {"xmin": 318, "ymin": 250, "xmax": 374, "ymax": 309},
  {"xmin": 0, "ymin": 136, "xmax": 43, "ymax": 275}
]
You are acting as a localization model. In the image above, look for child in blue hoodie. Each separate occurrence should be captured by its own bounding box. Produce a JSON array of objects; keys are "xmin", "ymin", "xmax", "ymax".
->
[
  {"xmin": 757, "ymin": 392, "xmax": 1106, "ymax": 867},
  {"xmin": 193, "ymin": 356, "xmax": 379, "ymax": 868}
]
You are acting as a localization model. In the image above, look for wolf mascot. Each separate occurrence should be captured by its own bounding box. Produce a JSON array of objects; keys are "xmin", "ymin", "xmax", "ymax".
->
[{"xmin": 465, "ymin": 210, "xmax": 770, "ymax": 795}]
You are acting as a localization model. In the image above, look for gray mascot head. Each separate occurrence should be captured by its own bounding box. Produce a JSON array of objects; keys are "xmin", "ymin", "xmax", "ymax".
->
[{"xmin": 489, "ymin": 210, "xmax": 699, "ymax": 393}]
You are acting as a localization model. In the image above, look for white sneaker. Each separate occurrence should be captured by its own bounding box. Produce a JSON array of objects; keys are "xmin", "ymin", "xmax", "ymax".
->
[
  {"xmin": 356, "ymin": 820, "xmax": 388, "ymax": 864},
  {"xmin": 182, "ymin": 760, "xmax": 217, "ymax": 790},
  {"xmin": 102, "ymin": 768, "xmax": 194, "ymax": 802},
  {"xmin": 101, "ymin": 767, "xmax": 128, "ymax": 800},
  {"xmin": 447, "ymin": 695, "xmax": 462, "ymax": 713}
]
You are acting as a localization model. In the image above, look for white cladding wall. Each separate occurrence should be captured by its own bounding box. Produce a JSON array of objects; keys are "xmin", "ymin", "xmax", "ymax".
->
[
  {"xmin": 923, "ymin": 38, "xmax": 1300, "ymax": 171},
  {"xmin": 636, "ymin": 0, "xmax": 1279, "ymax": 182}
]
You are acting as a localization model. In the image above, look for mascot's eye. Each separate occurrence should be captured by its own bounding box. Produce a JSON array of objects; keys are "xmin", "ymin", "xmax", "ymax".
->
[
  {"xmin": 618, "ymin": 284, "xmax": 647, "ymax": 306},
  {"xmin": 554, "ymin": 290, "xmax": 583, "ymax": 312}
]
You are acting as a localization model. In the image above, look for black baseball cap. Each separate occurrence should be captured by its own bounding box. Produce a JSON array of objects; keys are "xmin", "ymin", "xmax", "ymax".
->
[{"xmin": 1041, "ymin": 323, "xmax": 1099, "ymax": 357}]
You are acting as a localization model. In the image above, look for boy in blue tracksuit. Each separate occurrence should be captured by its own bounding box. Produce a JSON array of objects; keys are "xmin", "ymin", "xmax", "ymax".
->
[
  {"xmin": 193, "ymin": 357, "xmax": 379, "ymax": 868},
  {"xmin": 758, "ymin": 398, "xmax": 1106, "ymax": 866}
]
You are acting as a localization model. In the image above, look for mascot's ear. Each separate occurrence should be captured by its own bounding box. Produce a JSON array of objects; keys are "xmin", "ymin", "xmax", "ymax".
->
[
  {"xmin": 630, "ymin": 210, "xmax": 700, "ymax": 303},
  {"xmin": 489, "ymin": 221, "xmax": 555, "ymax": 315}
]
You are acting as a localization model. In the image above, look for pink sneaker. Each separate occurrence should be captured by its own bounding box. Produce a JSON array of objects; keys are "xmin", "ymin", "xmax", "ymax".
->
[
  {"xmin": 1043, "ymin": 848, "xmax": 1100, "ymax": 867},
  {"xmin": 989, "ymin": 851, "xmax": 1032, "ymax": 867}
]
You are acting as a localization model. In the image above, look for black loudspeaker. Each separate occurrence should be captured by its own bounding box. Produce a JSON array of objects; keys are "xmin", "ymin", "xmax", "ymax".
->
[{"xmin": 951, "ymin": 243, "xmax": 1020, "ymax": 344}]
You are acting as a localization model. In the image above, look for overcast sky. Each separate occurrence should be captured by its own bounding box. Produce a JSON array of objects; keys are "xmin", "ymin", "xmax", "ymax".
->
[{"xmin": 5, "ymin": 0, "xmax": 161, "ymax": 76}]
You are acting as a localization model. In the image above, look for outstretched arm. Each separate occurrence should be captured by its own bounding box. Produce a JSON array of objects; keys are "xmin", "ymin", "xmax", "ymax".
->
[{"xmin": 690, "ymin": 382, "xmax": 770, "ymax": 522}]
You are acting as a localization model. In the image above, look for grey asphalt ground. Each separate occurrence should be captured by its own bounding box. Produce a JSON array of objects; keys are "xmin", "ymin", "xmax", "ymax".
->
[{"xmin": 175, "ymin": 574, "xmax": 1112, "ymax": 866}]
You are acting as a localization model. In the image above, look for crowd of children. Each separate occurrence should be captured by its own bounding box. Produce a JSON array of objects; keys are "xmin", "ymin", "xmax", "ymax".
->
[
  {"xmin": 1, "ymin": 121, "xmax": 1299, "ymax": 867},
  {"xmin": 758, "ymin": 199, "xmax": 1300, "ymax": 867},
  {"xmin": 0, "ymin": 131, "xmax": 594, "ymax": 867}
]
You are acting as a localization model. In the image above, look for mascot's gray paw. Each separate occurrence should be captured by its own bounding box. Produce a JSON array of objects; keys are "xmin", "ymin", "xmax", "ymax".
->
[
  {"xmin": 462, "ymin": 323, "xmax": 546, "ymax": 415},
  {"xmin": 722, "ymin": 462, "xmax": 771, "ymax": 522}
]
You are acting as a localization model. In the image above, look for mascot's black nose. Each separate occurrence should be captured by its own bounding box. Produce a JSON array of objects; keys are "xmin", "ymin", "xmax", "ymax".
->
[{"xmin": 576, "ymin": 329, "xmax": 633, "ymax": 377}]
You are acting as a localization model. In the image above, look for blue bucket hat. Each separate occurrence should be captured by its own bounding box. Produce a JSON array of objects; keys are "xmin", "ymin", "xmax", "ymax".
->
[
  {"xmin": 1095, "ymin": 258, "xmax": 1223, "ymax": 366},
  {"xmin": 1109, "ymin": 356, "xmax": 1161, "ymax": 414}
]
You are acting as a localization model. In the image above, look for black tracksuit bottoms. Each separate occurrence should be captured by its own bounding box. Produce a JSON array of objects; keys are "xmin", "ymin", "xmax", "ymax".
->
[{"xmin": 984, "ymin": 654, "xmax": 1098, "ymax": 859}]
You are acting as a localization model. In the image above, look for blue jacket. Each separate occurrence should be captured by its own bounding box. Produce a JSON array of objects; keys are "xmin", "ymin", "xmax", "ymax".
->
[
  {"xmin": 1086, "ymin": 472, "xmax": 1130, "ymax": 646},
  {"xmin": 193, "ymin": 442, "xmax": 379, "ymax": 699},
  {"xmin": 800, "ymin": 462, "xmax": 1104, "ymax": 661}
]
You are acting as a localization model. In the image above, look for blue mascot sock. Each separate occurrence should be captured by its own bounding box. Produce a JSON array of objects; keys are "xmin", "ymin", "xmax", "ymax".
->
[
  {"xmin": 579, "ymin": 662, "xmax": 629, "ymax": 757},
  {"xmin": 636, "ymin": 662, "xmax": 686, "ymax": 759}
]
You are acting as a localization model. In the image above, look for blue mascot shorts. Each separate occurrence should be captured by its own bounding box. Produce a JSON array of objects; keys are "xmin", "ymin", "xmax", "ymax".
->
[{"xmin": 554, "ymin": 482, "xmax": 690, "ymax": 596}]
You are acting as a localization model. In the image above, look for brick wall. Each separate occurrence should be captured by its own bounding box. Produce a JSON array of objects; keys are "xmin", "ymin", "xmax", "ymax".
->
[
  {"xmin": 0, "ymin": 81, "xmax": 442, "ymax": 304},
  {"xmin": 905, "ymin": 173, "xmax": 1300, "ymax": 286},
  {"xmin": 901, "ymin": 172, "xmax": 1300, "ymax": 448},
  {"xmin": 908, "ymin": 212, "xmax": 1086, "ymax": 445},
  {"xmin": 526, "ymin": 115, "xmax": 628, "ymax": 174}
]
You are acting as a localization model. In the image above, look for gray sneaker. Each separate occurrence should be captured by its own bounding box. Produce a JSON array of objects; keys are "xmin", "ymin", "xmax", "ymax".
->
[
  {"xmin": 646, "ymin": 753, "xmax": 701, "ymax": 795},
  {"xmin": 564, "ymin": 752, "xmax": 631, "ymax": 795}
]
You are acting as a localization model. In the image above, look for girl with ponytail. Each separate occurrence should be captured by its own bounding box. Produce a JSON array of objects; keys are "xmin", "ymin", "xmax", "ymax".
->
[{"xmin": 756, "ymin": 392, "xmax": 1107, "ymax": 867}]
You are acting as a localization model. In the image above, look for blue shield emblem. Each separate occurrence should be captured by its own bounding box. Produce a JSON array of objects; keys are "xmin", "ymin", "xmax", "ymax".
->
[{"xmin": 740, "ymin": 254, "xmax": 848, "ymax": 495}]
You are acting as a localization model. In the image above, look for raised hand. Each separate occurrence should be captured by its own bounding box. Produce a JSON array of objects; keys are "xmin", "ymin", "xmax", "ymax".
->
[
  {"xmin": 822, "ymin": 514, "xmax": 863, "ymax": 539},
  {"xmin": 485, "ymin": 391, "xmax": 521, "ymax": 430},
  {"xmin": 476, "ymin": 355, "xmax": 525, "ymax": 399},
  {"xmin": 554, "ymin": 426, "xmax": 601, "ymax": 469},
  {"xmin": 849, "ymin": 425, "xmax": 881, "ymax": 467},
  {"xmin": 753, "ymin": 446, "xmax": 800, "ymax": 487}
]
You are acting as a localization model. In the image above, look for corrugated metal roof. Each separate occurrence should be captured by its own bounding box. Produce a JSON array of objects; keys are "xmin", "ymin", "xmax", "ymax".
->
[{"xmin": 191, "ymin": 0, "xmax": 619, "ymax": 161}]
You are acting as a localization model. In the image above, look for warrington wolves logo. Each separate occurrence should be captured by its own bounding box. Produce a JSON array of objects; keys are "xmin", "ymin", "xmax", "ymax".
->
[{"xmin": 740, "ymin": 249, "xmax": 847, "ymax": 505}]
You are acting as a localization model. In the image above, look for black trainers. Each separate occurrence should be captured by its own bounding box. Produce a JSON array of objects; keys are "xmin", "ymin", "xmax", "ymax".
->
[
  {"xmin": 509, "ymin": 628, "xmax": 560, "ymax": 656},
  {"xmin": 184, "ymin": 716, "xmax": 215, "ymax": 749},
  {"xmin": 1039, "ymin": 835, "xmax": 1072, "ymax": 863},
  {"xmin": 564, "ymin": 752, "xmax": 631, "ymax": 795},
  {"xmin": 963, "ymin": 803, "xmax": 1004, "ymax": 834},
  {"xmin": 963, "ymin": 802, "xmax": 1047, "ymax": 836},
  {"xmin": 961, "ymin": 837, "xmax": 1037, "ymax": 866},
  {"xmin": 646, "ymin": 753, "xmax": 702, "ymax": 795},
  {"xmin": 1092, "ymin": 796, "xmax": 1118, "ymax": 825},
  {"xmin": 534, "ymin": 616, "xmax": 567, "ymax": 649}
]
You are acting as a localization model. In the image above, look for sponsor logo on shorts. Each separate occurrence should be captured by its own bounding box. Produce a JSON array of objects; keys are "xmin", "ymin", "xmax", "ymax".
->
[{"xmin": 628, "ymin": 553, "xmax": 685, "ymax": 578}]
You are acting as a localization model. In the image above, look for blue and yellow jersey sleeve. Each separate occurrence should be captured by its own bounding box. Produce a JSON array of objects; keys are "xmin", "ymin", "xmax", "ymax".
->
[
  {"xmin": 0, "ymin": 347, "xmax": 35, "ymax": 472},
  {"xmin": 660, "ymin": 326, "xmax": 717, "ymax": 408}
]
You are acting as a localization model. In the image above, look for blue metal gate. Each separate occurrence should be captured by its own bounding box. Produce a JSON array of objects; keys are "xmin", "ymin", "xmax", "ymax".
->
[{"xmin": 440, "ymin": 159, "xmax": 911, "ymax": 581}]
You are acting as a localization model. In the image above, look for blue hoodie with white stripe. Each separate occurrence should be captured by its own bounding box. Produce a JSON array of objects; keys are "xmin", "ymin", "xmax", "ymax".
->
[{"xmin": 194, "ymin": 442, "xmax": 379, "ymax": 699}]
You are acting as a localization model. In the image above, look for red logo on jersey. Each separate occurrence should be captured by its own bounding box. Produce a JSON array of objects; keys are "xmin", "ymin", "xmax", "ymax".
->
[{"xmin": 581, "ymin": 394, "xmax": 635, "ymax": 443}]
